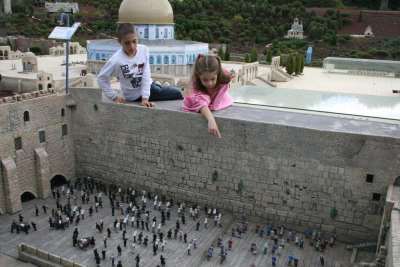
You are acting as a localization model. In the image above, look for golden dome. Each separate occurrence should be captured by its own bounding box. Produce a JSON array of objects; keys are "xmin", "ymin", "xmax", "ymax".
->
[{"xmin": 118, "ymin": 0, "xmax": 174, "ymax": 25}]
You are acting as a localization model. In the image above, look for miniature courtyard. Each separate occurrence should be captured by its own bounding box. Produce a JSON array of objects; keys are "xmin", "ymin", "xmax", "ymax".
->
[{"xmin": 0, "ymin": 179, "xmax": 360, "ymax": 267}]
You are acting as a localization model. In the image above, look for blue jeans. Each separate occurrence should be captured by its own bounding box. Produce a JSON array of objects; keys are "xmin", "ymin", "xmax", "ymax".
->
[{"xmin": 145, "ymin": 82, "xmax": 183, "ymax": 101}]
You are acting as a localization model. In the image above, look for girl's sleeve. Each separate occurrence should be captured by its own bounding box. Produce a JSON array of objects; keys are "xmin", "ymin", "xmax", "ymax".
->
[{"xmin": 183, "ymin": 91, "xmax": 211, "ymax": 112}]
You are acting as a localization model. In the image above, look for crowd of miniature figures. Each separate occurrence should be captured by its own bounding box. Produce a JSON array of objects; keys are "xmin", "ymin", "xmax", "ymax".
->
[{"xmin": 9, "ymin": 177, "xmax": 338, "ymax": 266}]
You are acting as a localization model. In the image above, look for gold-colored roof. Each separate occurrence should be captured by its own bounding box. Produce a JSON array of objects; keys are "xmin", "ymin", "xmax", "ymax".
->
[{"xmin": 118, "ymin": 0, "xmax": 174, "ymax": 25}]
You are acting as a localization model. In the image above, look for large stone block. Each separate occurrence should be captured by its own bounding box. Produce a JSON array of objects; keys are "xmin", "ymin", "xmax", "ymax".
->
[{"xmin": 1, "ymin": 157, "xmax": 22, "ymax": 213}]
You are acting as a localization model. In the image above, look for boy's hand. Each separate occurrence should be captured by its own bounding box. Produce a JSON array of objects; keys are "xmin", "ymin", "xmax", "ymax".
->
[
  {"xmin": 114, "ymin": 96, "xmax": 125, "ymax": 103},
  {"xmin": 141, "ymin": 98, "xmax": 155, "ymax": 108},
  {"xmin": 208, "ymin": 119, "xmax": 221, "ymax": 138}
]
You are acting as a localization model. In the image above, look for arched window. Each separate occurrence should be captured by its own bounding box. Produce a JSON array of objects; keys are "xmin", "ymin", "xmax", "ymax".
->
[
  {"xmin": 47, "ymin": 83, "xmax": 52, "ymax": 89},
  {"xmin": 394, "ymin": 176, "xmax": 400, "ymax": 186},
  {"xmin": 149, "ymin": 56, "xmax": 154, "ymax": 65},
  {"xmin": 14, "ymin": 137, "xmax": 22, "ymax": 150},
  {"xmin": 171, "ymin": 55, "xmax": 176, "ymax": 64},
  {"xmin": 62, "ymin": 124, "xmax": 68, "ymax": 136},
  {"xmin": 23, "ymin": 111, "xmax": 30, "ymax": 122},
  {"xmin": 21, "ymin": 192, "xmax": 36, "ymax": 202},
  {"xmin": 38, "ymin": 84, "xmax": 43, "ymax": 90},
  {"xmin": 39, "ymin": 130, "xmax": 46, "ymax": 143},
  {"xmin": 61, "ymin": 108, "xmax": 65, "ymax": 117},
  {"xmin": 157, "ymin": 55, "xmax": 162, "ymax": 64},
  {"xmin": 164, "ymin": 55, "xmax": 169, "ymax": 65},
  {"xmin": 50, "ymin": 175, "xmax": 68, "ymax": 189}
]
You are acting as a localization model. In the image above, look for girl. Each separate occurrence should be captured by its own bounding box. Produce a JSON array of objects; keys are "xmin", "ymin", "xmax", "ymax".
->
[{"xmin": 183, "ymin": 55, "xmax": 233, "ymax": 138}]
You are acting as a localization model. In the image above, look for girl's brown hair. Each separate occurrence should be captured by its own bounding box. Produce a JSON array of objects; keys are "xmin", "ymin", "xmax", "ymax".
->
[{"xmin": 192, "ymin": 55, "xmax": 231, "ymax": 93}]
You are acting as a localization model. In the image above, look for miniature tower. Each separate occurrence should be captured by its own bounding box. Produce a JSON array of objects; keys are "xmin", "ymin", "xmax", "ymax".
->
[
  {"xmin": 380, "ymin": 0, "xmax": 389, "ymax": 10},
  {"xmin": 4, "ymin": 0, "xmax": 12, "ymax": 14}
]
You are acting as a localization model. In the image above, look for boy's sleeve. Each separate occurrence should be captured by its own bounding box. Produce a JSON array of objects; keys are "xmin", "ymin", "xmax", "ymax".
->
[
  {"xmin": 140, "ymin": 47, "xmax": 152, "ymax": 99},
  {"xmin": 97, "ymin": 58, "xmax": 118, "ymax": 101}
]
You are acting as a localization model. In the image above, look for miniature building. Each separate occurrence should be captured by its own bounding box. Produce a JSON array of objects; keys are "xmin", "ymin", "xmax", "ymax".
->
[
  {"xmin": 37, "ymin": 71, "xmax": 55, "ymax": 91},
  {"xmin": 285, "ymin": 18, "xmax": 304, "ymax": 39},
  {"xmin": 364, "ymin": 25, "xmax": 374, "ymax": 37},
  {"xmin": 0, "ymin": 46, "xmax": 24, "ymax": 60},
  {"xmin": 270, "ymin": 56, "xmax": 291, "ymax": 82},
  {"xmin": 44, "ymin": 1, "xmax": 79, "ymax": 14},
  {"xmin": 49, "ymin": 42, "xmax": 86, "ymax": 56},
  {"xmin": 22, "ymin": 52, "xmax": 38, "ymax": 73},
  {"xmin": 1, "ymin": 0, "xmax": 12, "ymax": 14},
  {"xmin": 87, "ymin": 0, "xmax": 208, "ymax": 76}
]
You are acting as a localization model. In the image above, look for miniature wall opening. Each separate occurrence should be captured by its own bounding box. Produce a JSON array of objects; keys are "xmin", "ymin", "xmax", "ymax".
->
[
  {"xmin": 51, "ymin": 175, "xmax": 68, "ymax": 189},
  {"xmin": 23, "ymin": 111, "xmax": 30, "ymax": 122},
  {"xmin": 394, "ymin": 176, "xmax": 400, "ymax": 186},
  {"xmin": 21, "ymin": 192, "xmax": 36, "ymax": 202},
  {"xmin": 366, "ymin": 174, "xmax": 374, "ymax": 183}
]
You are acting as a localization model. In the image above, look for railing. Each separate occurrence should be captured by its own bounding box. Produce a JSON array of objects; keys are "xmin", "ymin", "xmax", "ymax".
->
[{"xmin": 18, "ymin": 243, "xmax": 85, "ymax": 267}]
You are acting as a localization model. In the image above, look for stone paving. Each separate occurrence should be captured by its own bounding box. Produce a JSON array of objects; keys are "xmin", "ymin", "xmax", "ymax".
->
[{"xmin": 0, "ymin": 186, "xmax": 357, "ymax": 267}]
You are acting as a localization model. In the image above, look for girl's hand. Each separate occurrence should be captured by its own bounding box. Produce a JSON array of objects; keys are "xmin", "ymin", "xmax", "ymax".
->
[
  {"xmin": 208, "ymin": 119, "xmax": 221, "ymax": 138},
  {"xmin": 141, "ymin": 98, "xmax": 155, "ymax": 108}
]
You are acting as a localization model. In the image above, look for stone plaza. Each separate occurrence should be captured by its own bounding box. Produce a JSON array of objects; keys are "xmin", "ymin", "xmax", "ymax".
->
[{"xmin": 0, "ymin": 180, "xmax": 355, "ymax": 267}]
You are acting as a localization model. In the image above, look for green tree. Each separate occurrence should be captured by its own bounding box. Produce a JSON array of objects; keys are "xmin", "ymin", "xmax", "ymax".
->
[
  {"xmin": 224, "ymin": 46, "xmax": 231, "ymax": 61},
  {"xmin": 250, "ymin": 48, "xmax": 258, "ymax": 62},
  {"xmin": 218, "ymin": 47, "xmax": 224, "ymax": 59},
  {"xmin": 295, "ymin": 53, "xmax": 302, "ymax": 75},
  {"xmin": 291, "ymin": 55, "xmax": 297, "ymax": 75},
  {"xmin": 266, "ymin": 49, "xmax": 273, "ymax": 63},
  {"xmin": 300, "ymin": 54, "xmax": 305, "ymax": 73},
  {"xmin": 286, "ymin": 54, "xmax": 294, "ymax": 75},
  {"xmin": 244, "ymin": 53, "xmax": 251, "ymax": 63}
]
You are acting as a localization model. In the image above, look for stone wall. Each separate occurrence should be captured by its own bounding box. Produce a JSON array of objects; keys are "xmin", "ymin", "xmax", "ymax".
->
[
  {"xmin": 0, "ymin": 94, "xmax": 75, "ymax": 213},
  {"xmin": 385, "ymin": 185, "xmax": 400, "ymax": 267},
  {"xmin": 70, "ymin": 87, "xmax": 400, "ymax": 243}
]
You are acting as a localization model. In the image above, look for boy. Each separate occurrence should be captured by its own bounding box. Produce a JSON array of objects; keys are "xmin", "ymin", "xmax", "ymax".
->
[{"xmin": 97, "ymin": 23, "xmax": 182, "ymax": 107}]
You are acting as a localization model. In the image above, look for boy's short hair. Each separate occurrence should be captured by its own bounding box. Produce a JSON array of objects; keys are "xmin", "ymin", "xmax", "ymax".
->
[{"xmin": 117, "ymin": 23, "xmax": 136, "ymax": 41}]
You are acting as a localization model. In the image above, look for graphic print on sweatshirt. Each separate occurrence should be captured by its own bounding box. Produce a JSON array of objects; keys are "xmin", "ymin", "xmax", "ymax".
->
[{"xmin": 120, "ymin": 63, "xmax": 145, "ymax": 89}]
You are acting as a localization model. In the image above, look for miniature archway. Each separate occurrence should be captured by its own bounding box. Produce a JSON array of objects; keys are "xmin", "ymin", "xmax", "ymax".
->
[
  {"xmin": 21, "ymin": 191, "xmax": 36, "ymax": 202},
  {"xmin": 394, "ymin": 176, "xmax": 400, "ymax": 186},
  {"xmin": 50, "ymin": 175, "xmax": 68, "ymax": 188}
]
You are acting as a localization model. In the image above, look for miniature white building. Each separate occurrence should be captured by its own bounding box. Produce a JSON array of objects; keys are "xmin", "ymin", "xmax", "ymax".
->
[
  {"xmin": 45, "ymin": 2, "xmax": 79, "ymax": 14},
  {"xmin": 364, "ymin": 25, "xmax": 374, "ymax": 37},
  {"xmin": 49, "ymin": 42, "xmax": 86, "ymax": 56},
  {"xmin": 285, "ymin": 18, "xmax": 304, "ymax": 39},
  {"xmin": 0, "ymin": 46, "xmax": 24, "ymax": 60},
  {"xmin": 2, "ymin": 0, "xmax": 12, "ymax": 14},
  {"xmin": 87, "ymin": 0, "xmax": 208, "ymax": 76},
  {"xmin": 22, "ymin": 52, "xmax": 39, "ymax": 73}
]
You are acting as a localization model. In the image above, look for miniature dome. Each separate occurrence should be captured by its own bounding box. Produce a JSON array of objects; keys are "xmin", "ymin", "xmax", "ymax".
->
[{"xmin": 118, "ymin": 0, "xmax": 174, "ymax": 25}]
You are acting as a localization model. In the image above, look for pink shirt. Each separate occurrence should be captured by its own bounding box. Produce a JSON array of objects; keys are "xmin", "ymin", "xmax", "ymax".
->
[{"xmin": 183, "ymin": 83, "xmax": 233, "ymax": 112}]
